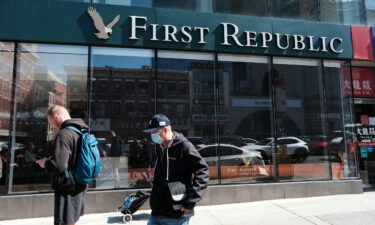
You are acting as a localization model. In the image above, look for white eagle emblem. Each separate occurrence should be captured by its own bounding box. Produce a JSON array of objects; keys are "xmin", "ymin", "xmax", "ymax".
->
[{"xmin": 87, "ymin": 7, "xmax": 120, "ymax": 40}]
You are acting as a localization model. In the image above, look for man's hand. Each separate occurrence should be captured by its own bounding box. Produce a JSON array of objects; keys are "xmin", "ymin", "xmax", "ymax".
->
[
  {"xmin": 181, "ymin": 207, "xmax": 190, "ymax": 212},
  {"xmin": 36, "ymin": 158, "xmax": 47, "ymax": 168}
]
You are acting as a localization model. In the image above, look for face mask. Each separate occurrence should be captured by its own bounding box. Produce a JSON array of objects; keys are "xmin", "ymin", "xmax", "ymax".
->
[{"xmin": 151, "ymin": 131, "xmax": 164, "ymax": 144}]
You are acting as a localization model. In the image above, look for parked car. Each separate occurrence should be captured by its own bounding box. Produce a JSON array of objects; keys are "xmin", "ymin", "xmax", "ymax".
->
[
  {"xmin": 197, "ymin": 143, "xmax": 264, "ymax": 167},
  {"xmin": 242, "ymin": 137, "xmax": 309, "ymax": 161}
]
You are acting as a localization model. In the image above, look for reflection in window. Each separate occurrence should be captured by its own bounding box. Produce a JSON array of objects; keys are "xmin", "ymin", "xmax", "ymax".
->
[
  {"xmin": 273, "ymin": 57, "xmax": 330, "ymax": 181},
  {"xmin": 157, "ymin": 50, "xmax": 218, "ymax": 184},
  {"xmin": 125, "ymin": 81, "xmax": 134, "ymax": 94},
  {"xmin": 0, "ymin": 42, "xmax": 14, "ymax": 195},
  {"xmin": 270, "ymin": 0, "xmax": 318, "ymax": 21},
  {"xmin": 366, "ymin": 0, "xmax": 375, "ymax": 26},
  {"xmin": 9, "ymin": 44, "xmax": 88, "ymax": 193},
  {"xmin": 93, "ymin": 0, "xmax": 153, "ymax": 7},
  {"xmin": 218, "ymin": 54, "xmax": 274, "ymax": 183},
  {"xmin": 324, "ymin": 61, "xmax": 357, "ymax": 179},
  {"xmin": 215, "ymin": 0, "xmax": 267, "ymax": 16},
  {"xmin": 90, "ymin": 47, "xmax": 155, "ymax": 190},
  {"xmin": 92, "ymin": 0, "xmax": 213, "ymax": 12},
  {"xmin": 140, "ymin": 81, "xmax": 148, "ymax": 94},
  {"xmin": 321, "ymin": 0, "xmax": 366, "ymax": 25}
]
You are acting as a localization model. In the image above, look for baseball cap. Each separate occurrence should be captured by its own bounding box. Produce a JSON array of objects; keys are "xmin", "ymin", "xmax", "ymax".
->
[{"xmin": 143, "ymin": 114, "xmax": 171, "ymax": 133}]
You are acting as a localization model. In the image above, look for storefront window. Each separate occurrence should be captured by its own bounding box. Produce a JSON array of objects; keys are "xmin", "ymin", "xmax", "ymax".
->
[
  {"xmin": 217, "ymin": 54, "xmax": 274, "ymax": 183},
  {"xmin": 273, "ymin": 57, "xmax": 330, "ymax": 181},
  {"xmin": 61, "ymin": 0, "xmax": 90, "ymax": 2},
  {"xmin": 9, "ymin": 44, "xmax": 88, "ymax": 193},
  {"xmin": 270, "ymin": 0, "xmax": 319, "ymax": 21},
  {"xmin": 90, "ymin": 47, "xmax": 155, "ymax": 189},
  {"xmin": 156, "ymin": 50, "xmax": 218, "ymax": 184},
  {"xmin": 92, "ymin": 0, "xmax": 213, "ymax": 12},
  {"xmin": 93, "ymin": 0, "xmax": 153, "ymax": 7},
  {"xmin": 324, "ymin": 61, "xmax": 357, "ymax": 180},
  {"xmin": 214, "ymin": 0, "xmax": 268, "ymax": 17},
  {"xmin": 366, "ymin": 0, "xmax": 375, "ymax": 26},
  {"xmin": 320, "ymin": 0, "xmax": 366, "ymax": 25},
  {"xmin": 0, "ymin": 42, "xmax": 14, "ymax": 195}
]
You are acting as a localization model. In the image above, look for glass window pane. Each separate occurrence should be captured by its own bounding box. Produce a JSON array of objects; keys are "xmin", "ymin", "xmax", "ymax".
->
[
  {"xmin": 366, "ymin": 0, "xmax": 375, "ymax": 26},
  {"xmin": 93, "ymin": 0, "xmax": 153, "ymax": 7},
  {"xmin": 321, "ymin": 0, "xmax": 366, "ymax": 25},
  {"xmin": 273, "ymin": 57, "xmax": 330, "ymax": 181},
  {"xmin": 214, "ymin": 0, "xmax": 268, "ymax": 17},
  {"xmin": 9, "ymin": 44, "xmax": 88, "ymax": 193},
  {"xmin": 90, "ymin": 47, "xmax": 155, "ymax": 190},
  {"xmin": 92, "ymin": 0, "xmax": 213, "ymax": 12},
  {"xmin": 270, "ymin": 0, "xmax": 319, "ymax": 21},
  {"xmin": 60, "ymin": 0, "xmax": 90, "ymax": 2},
  {"xmin": 217, "ymin": 54, "xmax": 274, "ymax": 183},
  {"xmin": 0, "ymin": 42, "xmax": 14, "ymax": 195},
  {"xmin": 157, "ymin": 50, "xmax": 218, "ymax": 184},
  {"xmin": 324, "ymin": 61, "xmax": 357, "ymax": 180}
]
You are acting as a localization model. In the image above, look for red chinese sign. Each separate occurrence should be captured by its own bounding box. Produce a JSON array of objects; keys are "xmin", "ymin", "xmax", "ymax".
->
[{"xmin": 343, "ymin": 68, "xmax": 375, "ymax": 97}]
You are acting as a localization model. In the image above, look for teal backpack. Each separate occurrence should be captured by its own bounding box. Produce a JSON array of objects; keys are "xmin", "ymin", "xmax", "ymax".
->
[{"xmin": 65, "ymin": 126, "xmax": 101, "ymax": 184}]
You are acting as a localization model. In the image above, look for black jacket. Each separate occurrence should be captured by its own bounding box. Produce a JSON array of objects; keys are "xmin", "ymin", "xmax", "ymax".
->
[
  {"xmin": 45, "ymin": 119, "xmax": 88, "ymax": 194},
  {"xmin": 150, "ymin": 132, "xmax": 209, "ymax": 218}
]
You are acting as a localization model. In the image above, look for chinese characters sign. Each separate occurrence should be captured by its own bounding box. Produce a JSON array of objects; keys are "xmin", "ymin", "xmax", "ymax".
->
[
  {"xmin": 343, "ymin": 68, "xmax": 375, "ymax": 97},
  {"xmin": 356, "ymin": 125, "xmax": 375, "ymax": 147}
]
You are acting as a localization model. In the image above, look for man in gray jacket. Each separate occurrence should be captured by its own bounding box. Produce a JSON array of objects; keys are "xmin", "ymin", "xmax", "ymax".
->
[
  {"xmin": 37, "ymin": 105, "xmax": 88, "ymax": 225},
  {"xmin": 143, "ymin": 114, "xmax": 209, "ymax": 225}
]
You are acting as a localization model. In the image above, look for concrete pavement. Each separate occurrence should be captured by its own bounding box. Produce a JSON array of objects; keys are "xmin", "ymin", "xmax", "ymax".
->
[{"xmin": 1, "ymin": 191, "xmax": 375, "ymax": 225}]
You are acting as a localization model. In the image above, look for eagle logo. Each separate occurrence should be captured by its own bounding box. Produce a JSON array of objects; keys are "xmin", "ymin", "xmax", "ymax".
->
[{"xmin": 87, "ymin": 7, "xmax": 120, "ymax": 40}]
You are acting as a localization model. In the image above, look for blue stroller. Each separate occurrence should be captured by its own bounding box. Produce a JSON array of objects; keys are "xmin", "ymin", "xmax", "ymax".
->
[{"xmin": 118, "ymin": 191, "xmax": 151, "ymax": 223}]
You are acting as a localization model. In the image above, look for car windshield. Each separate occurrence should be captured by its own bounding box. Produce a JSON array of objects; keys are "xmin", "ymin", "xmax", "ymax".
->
[{"xmin": 259, "ymin": 138, "xmax": 273, "ymax": 145}]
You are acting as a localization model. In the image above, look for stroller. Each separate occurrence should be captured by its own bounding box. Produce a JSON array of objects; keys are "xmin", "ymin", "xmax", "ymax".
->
[{"xmin": 118, "ymin": 190, "xmax": 151, "ymax": 223}]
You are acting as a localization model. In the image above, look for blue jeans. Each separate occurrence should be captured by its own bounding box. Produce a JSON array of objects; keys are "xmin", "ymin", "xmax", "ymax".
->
[{"xmin": 147, "ymin": 215, "xmax": 190, "ymax": 225}]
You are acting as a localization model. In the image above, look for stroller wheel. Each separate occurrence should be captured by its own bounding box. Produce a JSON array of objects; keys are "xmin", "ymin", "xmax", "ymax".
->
[{"xmin": 123, "ymin": 214, "xmax": 132, "ymax": 223}]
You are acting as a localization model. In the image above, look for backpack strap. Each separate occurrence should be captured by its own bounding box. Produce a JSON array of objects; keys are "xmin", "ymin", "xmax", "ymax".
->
[
  {"xmin": 64, "ymin": 126, "xmax": 83, "ymax": 135},
  {"xmin": 63, "ymin": 126, "xmax": 83, "ymax": 173}
]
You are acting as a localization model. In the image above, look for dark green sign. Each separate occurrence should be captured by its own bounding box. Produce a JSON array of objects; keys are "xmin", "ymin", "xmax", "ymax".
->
[{"xmin": 0, "ymin": 0, "xmax": 353, "ymax": 59}]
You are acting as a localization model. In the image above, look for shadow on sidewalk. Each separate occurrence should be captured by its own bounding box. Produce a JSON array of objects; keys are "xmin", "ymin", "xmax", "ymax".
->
[{"xmin": 107, "ymin": 213, "xmax": 150, "ymax": 224}]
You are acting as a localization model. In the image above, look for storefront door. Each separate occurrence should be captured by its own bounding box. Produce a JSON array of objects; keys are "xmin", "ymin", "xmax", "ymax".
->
[{"xmin": 354, "ymin": 99, "xmax": 375, "ymax": 188}]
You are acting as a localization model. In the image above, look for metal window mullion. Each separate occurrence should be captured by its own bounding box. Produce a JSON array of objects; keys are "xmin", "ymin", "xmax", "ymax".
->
[
  {"xmin": 154, "ymin": 50, "xmax": 158, "ymax": 114},
  {"xmin": 270, "ymin": 56, "xmax": 279, "ymax": 182},
  {"xmin": 214, "ymin": 52, "xmax": 221, "ymax": 184},
  {"xmin": 349, "ymin": 63, "xmax": 360, "ymax": 178},
  {"xmin": 320, "ymin": 60, "xmax": 332, "ymax": 180},
  {"xmin": 86, "ymin": 46, "xmax": 92, "ymax": 131},
  {"xmin": 6, "ymin": 42, "xmax": 19, "ymax": 195}
]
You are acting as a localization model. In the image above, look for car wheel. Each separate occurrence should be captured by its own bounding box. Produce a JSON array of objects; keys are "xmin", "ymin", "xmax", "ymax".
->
[{"xmin": 293, "ymin": 148, "xmax": 308, "ymax": 163}]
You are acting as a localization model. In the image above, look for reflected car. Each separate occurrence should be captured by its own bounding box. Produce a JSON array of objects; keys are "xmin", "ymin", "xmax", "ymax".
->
[
  {"xmin": 206, "ymin": 136, "xmax": 247, "ymax": 147},
  {"xmin": 242, "ymin": 137, "xmax": 309, "ymax": 161},
  {"xmin": 197, "ymin": 144, "xmax": 264, "ymax": 167},
  {"xmin": 241, "ymin": 138, "xmax": 259, "ymax": 145},
  {"xmin": 186, "ymin": 137, "xmax": 207, "ymax": 148}
]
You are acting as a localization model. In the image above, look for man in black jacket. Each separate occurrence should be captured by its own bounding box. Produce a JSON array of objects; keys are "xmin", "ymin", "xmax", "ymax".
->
[
  {"xmin": 143, "ymin": 114, "xmax": 209, "ymax": 225},
  {"xmin": 37, "ymin": 105, "xmax": 87, "ymax": 225}
]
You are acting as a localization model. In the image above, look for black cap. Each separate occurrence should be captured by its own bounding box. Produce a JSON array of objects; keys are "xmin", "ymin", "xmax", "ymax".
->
[{"xmin": 143, "ymin": 114, "xmax": 171, "ymax": 133}]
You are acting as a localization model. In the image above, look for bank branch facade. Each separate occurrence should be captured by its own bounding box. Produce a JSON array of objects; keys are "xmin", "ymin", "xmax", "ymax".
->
[{"xmin": 0, "ymin": 0, "xmax": 371, "ymax": 219}]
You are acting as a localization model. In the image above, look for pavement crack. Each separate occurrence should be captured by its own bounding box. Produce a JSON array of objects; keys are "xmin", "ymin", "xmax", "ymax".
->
[
  {"xmin": 270, "ymin": 201, "xmax": 319, "ymax": 225},
  {"xmin": 202, "ymin": 206, "xmax": 224, "ymax": 225}
]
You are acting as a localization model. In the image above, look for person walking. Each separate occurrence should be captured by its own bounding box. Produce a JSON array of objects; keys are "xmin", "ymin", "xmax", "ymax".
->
[
  {"xmin": 37, "ymin": 105, "xmax": 88, "ymax": 225},
  {"xmin": 143, "ymin": 114, "xmax": 209, "ymax": 225}
]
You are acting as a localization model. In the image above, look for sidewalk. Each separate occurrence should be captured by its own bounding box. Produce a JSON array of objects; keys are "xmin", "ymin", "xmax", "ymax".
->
[{"xmin": 1, "ymin": 192, "xmax": 375, "ymax": 225}]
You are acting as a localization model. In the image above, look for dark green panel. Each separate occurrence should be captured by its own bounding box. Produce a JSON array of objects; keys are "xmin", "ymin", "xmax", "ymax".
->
[{"xmin": 0, "ymin": 0, "xmax": 353, "ymax": 59}]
